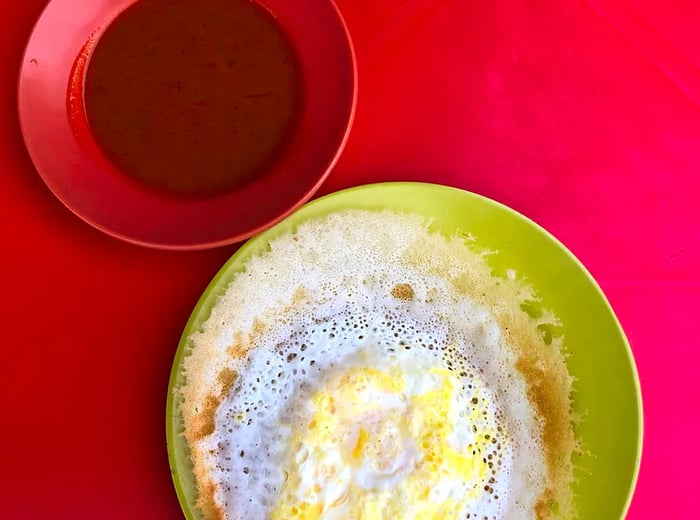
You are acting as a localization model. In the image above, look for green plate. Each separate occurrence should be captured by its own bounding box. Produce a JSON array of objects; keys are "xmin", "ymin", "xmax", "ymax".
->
[{"xmin": 166, "ymin": 182, "xmax": 642, "ymax": 519}]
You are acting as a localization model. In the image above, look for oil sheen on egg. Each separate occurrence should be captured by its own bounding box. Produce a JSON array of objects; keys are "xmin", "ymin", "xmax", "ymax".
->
[{"xmin": 182, "ymin": 210, "xmax": 572, "ymax": 520}]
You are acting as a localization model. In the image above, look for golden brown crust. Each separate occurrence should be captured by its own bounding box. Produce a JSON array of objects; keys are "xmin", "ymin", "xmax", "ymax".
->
[
  {"xmin": 182, "ymin": 315, "xmax": 275, "ymax": 520},
  {"xmin": 516, "ymin": 344, "xmax": 575, "ymax": 519},
  {"xmin": 226, "ymin": 332, "xmax": 251, "ymax": 359},
  {"xmin": 187, "ymin": 368, "xmax": 239, "ymax": 441},
  {"xmin": 186, "ymin": 368, "xmax": 242, "ymax": 520},
  {"xmin": 252, "ymin": 318, "xmax": 267, "ymax": 337},
  {"xmin": 463, "ymin": 275, "xmax": 575, "ymax": 519},
  {"xmin": 188, "ymin": 394, "xmax": 220, "ymax": 443},
  {"xmin": 217, "ymin": 368, "xmax": 237, "ymax": 397},
  {"xmin": 391, "ymin": 283, "xmax": 415, "ymax": 301},
  {"xmin": 196, "ymin": 482, "xmax": 226, "ymax": 520}
]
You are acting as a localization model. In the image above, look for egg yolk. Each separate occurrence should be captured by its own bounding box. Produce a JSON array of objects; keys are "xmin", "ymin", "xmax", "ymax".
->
[{"xmin": 271, "ymin": 365, "xmax": 500, "ymax": 520}]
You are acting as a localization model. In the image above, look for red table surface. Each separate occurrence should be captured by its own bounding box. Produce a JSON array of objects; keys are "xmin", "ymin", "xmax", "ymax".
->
[{"xmin": 1, "ymin": 0, "xmax": 698, "ymax": 518}]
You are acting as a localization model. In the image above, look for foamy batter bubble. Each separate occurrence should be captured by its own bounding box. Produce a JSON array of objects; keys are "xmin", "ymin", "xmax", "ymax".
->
[{"xmin": 180, "ymin": 210, "xmax": 573, "ymax": 520}]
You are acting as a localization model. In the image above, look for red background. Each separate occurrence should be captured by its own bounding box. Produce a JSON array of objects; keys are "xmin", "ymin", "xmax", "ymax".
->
[{"xmin": 2, "ymin": 0, "xmax": 698, "ymax": 518}]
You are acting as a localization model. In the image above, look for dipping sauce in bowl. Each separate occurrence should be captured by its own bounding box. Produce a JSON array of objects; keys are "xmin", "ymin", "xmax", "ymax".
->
[
  {"xmin": 19, "ymin": 0, "xmax": 356, "ymax": 249},
  {"xmin": 84, "ymin": 0, "xmax": 302, "ymax": 197}
]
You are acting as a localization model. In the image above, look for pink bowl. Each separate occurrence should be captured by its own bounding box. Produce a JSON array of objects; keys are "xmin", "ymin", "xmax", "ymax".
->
[{"xmin": 18, "ymin": 0, "xmax": 357, "ymax": 249}]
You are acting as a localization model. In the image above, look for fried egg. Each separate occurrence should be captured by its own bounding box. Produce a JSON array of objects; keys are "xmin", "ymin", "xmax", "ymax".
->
[
  {"xmin": 180, "ymin": 210, "xmax": 575, "ymax": 520},
  {"xmin": 274, "ymin": 359, "xmax": 506, "ymax": 519}
]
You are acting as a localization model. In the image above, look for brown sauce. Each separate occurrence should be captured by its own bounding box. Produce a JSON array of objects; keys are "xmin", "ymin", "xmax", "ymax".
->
[{"xmin": 83, "ymin": 0, "xmax": 302, "ymax": 197}]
